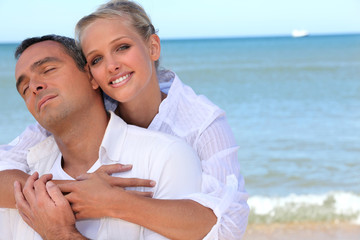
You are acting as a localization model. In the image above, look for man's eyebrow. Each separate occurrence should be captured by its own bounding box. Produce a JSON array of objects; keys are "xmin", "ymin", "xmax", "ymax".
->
[
  {"xmin": 30, "ymin": 57, "xmax": 62, "ymax": 71},
  {"xmin": 16, "ymin": 57, "xmax": 62, "ymax": 91}
]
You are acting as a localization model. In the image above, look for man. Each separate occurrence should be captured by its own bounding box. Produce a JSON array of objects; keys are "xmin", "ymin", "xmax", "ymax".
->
[{"xmin": 0, "ymin": 35, "xmax": 216, "ymax": 239}]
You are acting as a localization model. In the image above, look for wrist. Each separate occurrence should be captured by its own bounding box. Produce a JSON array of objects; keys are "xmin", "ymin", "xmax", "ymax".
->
[
  {"xmin": 66, "ymin": 230, "xmax": 88, "ymax": 240},
  {"xmin": 107, "ymin": 188, "xmax": 139, "ymax": 219},
  {"xmin": 44, "ymin": 227, "xmax": 86, "ymax": 240}
]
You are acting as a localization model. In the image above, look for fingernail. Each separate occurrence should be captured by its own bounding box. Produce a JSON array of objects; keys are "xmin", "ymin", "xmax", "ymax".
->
[
  {"xmin": 150, "ymin": 181, "xmax": 156, "ymax": 187},
  {"xmin": 46, "ymin": 181, "xmax": 55, "ymax": 187},
  {"xmin": 122, "ymin": 164, "xmax": 133, "ymax": 169}
]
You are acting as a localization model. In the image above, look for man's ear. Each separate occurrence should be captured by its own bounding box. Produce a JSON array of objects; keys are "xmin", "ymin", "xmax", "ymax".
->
[
  {"xmin": 85, "ymin": 64, "xmax": 100, "ymax": 90},
  {"xmin": 149, "ymin": 34, "xmax": 161, "ymax": 61}
]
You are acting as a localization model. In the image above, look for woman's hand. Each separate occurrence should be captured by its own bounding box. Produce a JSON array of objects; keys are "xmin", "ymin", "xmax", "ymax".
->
[{"xmin": 58, "ymin": 164, "xmax": 155, "ymax": 220}]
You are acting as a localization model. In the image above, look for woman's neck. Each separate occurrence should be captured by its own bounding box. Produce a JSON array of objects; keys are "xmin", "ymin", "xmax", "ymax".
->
[{"xmin": 116, "ymin": 80, "xmax": 167, "ymax": 128}]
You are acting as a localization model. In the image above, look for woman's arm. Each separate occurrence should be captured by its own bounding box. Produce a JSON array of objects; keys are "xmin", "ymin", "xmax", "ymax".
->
[
  {"xmin": 60, "ymin": 140, "xmax": 217, "ymax": 240},
  {"xmin": 0, "ymin": 170, "xmax": 29, "ymax": 208},
  {"xmin": 60, "ymin": 173, "xmax": 216, "ymax": 240},
  {"xmin": 189, "ymin": 115, "xmax": 250, "ymax": 239},
  {"xmin": 115, "ymin": 197, "xmax": 216, "ymax": 240},
  {"xmin": 0, "ymin": 123, "xmax": 48, "ymax": 208}
]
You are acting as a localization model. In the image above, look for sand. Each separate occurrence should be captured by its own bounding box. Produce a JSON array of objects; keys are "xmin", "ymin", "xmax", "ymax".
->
[{"xmin": 243, "ymin": 223, "xmax": 360, "ymax": 240}]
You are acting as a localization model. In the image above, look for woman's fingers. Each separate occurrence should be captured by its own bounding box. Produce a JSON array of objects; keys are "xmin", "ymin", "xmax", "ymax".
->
[
  {"xmin": 96, "ymin": 164, "xmax": 133, "ymax": 175},
  {"xmin": 46, "ymin": 181, "xmax": 69, "ymax": 206},
  {"xmin": 76, "ymin": 164, "xmax": 132, "ymax": 180},
  {"xmin": 110, "ymin": 177, "xmax": 156, "ymax": 188},
  {"xmin": 57, "ymin": 182, "xmax": 77, "ymax": 194}
]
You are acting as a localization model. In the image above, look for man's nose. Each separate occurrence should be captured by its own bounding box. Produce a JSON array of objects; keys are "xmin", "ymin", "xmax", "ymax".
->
[{"xmin": 29, "ymin": 79, "xmax": 47, "ymax": 94}]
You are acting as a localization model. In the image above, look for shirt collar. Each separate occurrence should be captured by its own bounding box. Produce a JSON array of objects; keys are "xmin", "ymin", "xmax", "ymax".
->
[
  {"xmin": 27, "ymin": 135, "xmax": 60, "ymax": 174},
  {"xmin": 27, "ymin": 111, "xmax": 127, "ymax": 171},
  {"xmin": 99, "ymin": 111, "xmax": 128, "ymax": 164}
]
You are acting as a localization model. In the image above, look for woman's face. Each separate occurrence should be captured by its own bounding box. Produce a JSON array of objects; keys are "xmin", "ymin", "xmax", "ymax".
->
[{"xmin": 80, "ymin": 17, "xmax": 160, "ymax": 104}]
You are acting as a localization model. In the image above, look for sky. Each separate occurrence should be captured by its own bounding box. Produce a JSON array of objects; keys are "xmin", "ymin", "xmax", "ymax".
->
[{"xmin": 0, "ymin": 0, "xmax": 359, "ymax": 43}]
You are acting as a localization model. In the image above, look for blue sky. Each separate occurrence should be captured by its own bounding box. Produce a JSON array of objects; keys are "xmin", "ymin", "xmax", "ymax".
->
[{"xmin": 0, "ymin": 0, "xmax": 359, "ymax": 42}]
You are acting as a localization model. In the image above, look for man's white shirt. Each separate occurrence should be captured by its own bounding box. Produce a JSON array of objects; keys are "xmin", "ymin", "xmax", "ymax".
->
[{"xmin": 0, "ymin": 112, "xmax": 202, "ymax": 240}]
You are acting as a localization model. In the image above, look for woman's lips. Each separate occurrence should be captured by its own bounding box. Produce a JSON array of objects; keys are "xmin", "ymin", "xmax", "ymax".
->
[{"xmin": 109, "ymin": 72, "xmax": 133, "ymax": 87}]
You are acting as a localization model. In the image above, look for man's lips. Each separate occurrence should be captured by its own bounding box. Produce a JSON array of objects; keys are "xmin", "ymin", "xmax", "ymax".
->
[{"xmin": 37, "ymin": 95, "xmax": 57, "ymax": 111}]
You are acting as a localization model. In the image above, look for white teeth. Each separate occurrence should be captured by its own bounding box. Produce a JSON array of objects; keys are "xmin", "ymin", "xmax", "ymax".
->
[{"xmin": 111, "ymin": 74, "xmax": 130, "ymax": 84}]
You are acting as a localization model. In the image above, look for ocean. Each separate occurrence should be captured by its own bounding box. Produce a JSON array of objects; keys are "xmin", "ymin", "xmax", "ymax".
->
[{"xmin": 1, "ymin": 35, "xmax": 360, "ymax": 225}]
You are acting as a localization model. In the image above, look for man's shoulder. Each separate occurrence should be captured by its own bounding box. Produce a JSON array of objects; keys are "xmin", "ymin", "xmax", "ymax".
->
[
  {"xmin": 127, "ymin": 124, "xmax": 182, "ymax": 146},
  {"xmin": 126, "ymin": 123, "xmax": 198, "ymax": 160}
]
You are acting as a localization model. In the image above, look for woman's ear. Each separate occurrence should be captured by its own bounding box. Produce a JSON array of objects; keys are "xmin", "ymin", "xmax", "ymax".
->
[
  {"xmin": 149, "ymin": 34, "xmax": 161, "ymax": 61},
  {"xmin": 90, "ymin": 77, "xmax": 100, "ymax": 90},
  {"xmin": 86, "ymin": 64, "xmax": 100, "ymax": 90}
]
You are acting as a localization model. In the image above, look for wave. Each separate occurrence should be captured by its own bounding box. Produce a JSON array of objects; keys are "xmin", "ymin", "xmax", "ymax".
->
[{"xmin": 248, "ymin": 191, "xmax": 360, "ymax": 224}]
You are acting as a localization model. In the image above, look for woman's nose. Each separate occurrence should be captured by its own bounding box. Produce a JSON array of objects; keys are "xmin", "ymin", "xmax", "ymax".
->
[{"xmin": 107, "ymin": 56, "xmax": 120, "ymax": 73}]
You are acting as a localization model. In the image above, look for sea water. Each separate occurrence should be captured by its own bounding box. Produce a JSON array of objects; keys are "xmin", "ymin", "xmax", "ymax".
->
[{"xmin": 1, "ymin": 35, "xmax": 360, "ymax": 224}]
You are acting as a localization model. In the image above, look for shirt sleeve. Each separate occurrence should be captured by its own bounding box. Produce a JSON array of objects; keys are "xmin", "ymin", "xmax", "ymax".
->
[
  {"xmin": 0, "ymin": 208, "xmax": 13, "ymax": 239},
  {"xmin": 185, "ymin": 114, "xmax": 250, "ymax": 240},
  {"xmin": 143, "ymin": 139, "xmax": 202, "ymax": 240},
  {"xmin": 0, "ymin": 123, "xmax": 49, "ymax": 172},
  {"xmin": 152, "ymin": 140, "xmax": 202, "ymax": 199}
]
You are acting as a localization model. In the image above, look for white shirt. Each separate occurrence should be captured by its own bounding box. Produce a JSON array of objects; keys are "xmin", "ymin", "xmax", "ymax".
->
[
  {"xmin": 0, "ymin": 112, "xmax": 202, "ymax": 240},
  {"xmin": 0, "ymin": 71, "xmax": 249, "ymax": 239}
]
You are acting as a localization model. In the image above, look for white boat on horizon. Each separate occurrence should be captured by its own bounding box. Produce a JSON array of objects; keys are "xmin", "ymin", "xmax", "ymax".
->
[{"xmin": 292, "ymin": 29, "xmax": 309, "ymax": 38}]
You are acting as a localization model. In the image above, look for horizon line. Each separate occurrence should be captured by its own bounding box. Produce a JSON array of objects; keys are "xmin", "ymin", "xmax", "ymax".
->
[{"xmin": 1, "ymin": 32, "xmax": 359, "ymax": 44}]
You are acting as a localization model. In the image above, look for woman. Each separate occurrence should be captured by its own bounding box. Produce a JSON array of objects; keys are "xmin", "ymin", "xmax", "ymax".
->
[{"xmin": 72, "ymin": 1, "xmax": 249, "ymax": 239}]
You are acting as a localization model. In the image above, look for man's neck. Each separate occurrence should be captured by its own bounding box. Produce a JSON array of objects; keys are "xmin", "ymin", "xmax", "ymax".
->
[{"xmin": 52, "ymin": 109, "xmax": 110, "ymax": 178}]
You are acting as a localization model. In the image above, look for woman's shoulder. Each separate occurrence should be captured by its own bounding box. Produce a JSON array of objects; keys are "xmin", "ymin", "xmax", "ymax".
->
[{"xmin": 161, "ymin": 73, "xmax": 226, "ymax": 133}]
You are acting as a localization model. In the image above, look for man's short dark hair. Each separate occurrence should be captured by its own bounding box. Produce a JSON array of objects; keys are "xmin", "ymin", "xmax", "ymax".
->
[{"xmin": 15, "ymin": 35, "xmax": 87, "ymax": 71}]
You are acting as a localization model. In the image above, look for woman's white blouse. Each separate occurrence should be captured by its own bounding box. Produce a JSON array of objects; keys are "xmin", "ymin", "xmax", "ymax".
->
[{"xmin": 0, "ymin": 71, "xmax": 249, "ymax": 239}]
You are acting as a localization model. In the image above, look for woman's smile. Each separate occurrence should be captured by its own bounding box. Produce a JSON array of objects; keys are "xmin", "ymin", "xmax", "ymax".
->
[{"xmin": 110, "ymin": 72, "xmax": 133, "ymax": 87}]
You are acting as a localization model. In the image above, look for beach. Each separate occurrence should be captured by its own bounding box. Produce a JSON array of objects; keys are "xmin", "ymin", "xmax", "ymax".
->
[{"xmin": 244, "ymin": 223, "xmax": 360, "ymax": 240}]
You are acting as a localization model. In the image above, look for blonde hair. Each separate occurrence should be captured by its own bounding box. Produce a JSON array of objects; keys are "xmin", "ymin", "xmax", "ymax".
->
[{"xmin": 75, "ymin": 0, "xmax": 159, "ymax": 68}]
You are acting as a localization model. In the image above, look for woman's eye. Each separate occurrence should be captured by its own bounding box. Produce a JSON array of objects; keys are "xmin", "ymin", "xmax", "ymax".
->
[
  {"xmin": 91, "ymin": 57, "xmax": 102, "ymax": 66},
  {"xmin": 117, "ymin": 45, "xmax": 130, "ymax": 51}
]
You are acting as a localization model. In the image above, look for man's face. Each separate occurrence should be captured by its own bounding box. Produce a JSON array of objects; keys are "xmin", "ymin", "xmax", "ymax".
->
[{"xmin": 15, "ymin": 40, "xmax": 97, "ymax": 129}]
